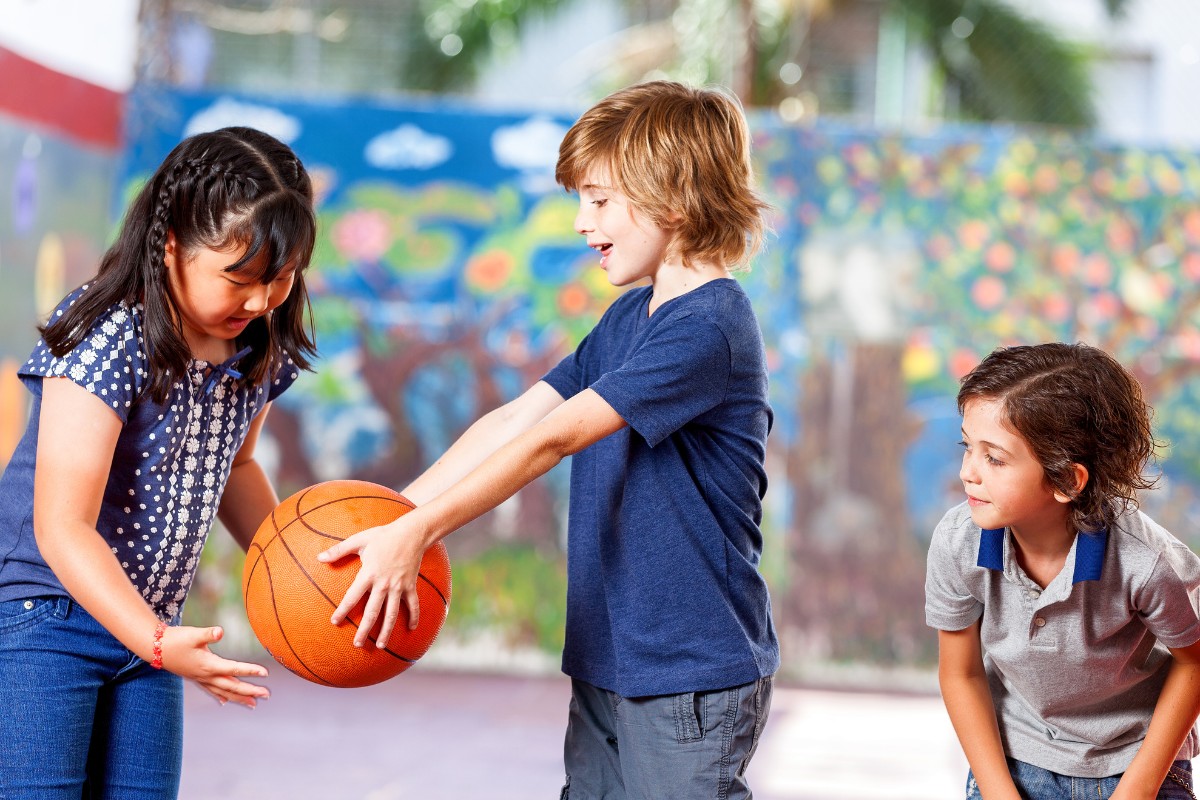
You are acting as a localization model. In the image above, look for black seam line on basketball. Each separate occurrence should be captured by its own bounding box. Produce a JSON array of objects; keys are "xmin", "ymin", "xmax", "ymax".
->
[
  {"xmin": 256, "ymin": 503, "xmax": 287, "ymax": 555},
  {"xmin": 292, "ymin": 495, "xmax": 417, "ymax": 543},
  {"xmin": 244, "ymin": 542, "xmax": 266, "ymax": 588},
  {"xmin": 261, "ymin": 493, "xmax": 418, "ymax": 548},
  {"xmin": 274, "ymin": 533, "xmax": 416, "ymax": 664},
  {"xmin": 418, "ymin": 573, "xmax": 448, "ymax": 607},
  {"xmin": 261, "ymin": 554, "xmax": 338, "ymax": 687}
]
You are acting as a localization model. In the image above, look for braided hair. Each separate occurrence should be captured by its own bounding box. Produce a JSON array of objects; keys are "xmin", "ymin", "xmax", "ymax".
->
[{"xmin": 43, "ymin": 127, "xmax": 318, "ymax": 405}]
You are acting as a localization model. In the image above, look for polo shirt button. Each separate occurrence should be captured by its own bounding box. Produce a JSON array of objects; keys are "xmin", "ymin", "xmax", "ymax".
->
[
  {"xmin": 23, "ymin": 600, "xmax": 33, "ymax": 610},
  {"xmin": 1029, "ymin": 589, "xmax": 1041, "ymax": 598},
  {"xmin": 1035, "ymin": 617, "xmax": 1047, "ymax": 627}
]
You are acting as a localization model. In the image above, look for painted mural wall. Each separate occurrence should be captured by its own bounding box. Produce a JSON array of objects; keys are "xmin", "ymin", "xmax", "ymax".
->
[
  {"xmin": 13, "ymin": 86, "xmax": 1200, "ymax": 675},
  {"xmin": 0, "ymin": 115, "xmax": 119, "ymax": 468}
]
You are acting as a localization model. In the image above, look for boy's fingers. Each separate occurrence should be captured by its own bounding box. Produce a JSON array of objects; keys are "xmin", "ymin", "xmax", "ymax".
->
[
  {"xmin": 317, "ymin": 533, "xmax": 358, "ymax": 563},
  {"xmin": 376, "ymin": 593, "xmax": 401, "ymax": 650},
  {"xmin": 331, "ymin": 573, "xmax": 371, "ymax": 625},
  {"xmin": 356, "ymin": 585, "xmax": 387, "ymax": 648},
  {"xmin": 404, "ymin": 586, "xmax": 420, "ymax": 631}
]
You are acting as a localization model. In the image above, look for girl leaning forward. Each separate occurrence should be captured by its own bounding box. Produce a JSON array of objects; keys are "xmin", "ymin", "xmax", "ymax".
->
[{"xmin": 0, "ymin": 127, "xmax": 318, "ymax": 799}]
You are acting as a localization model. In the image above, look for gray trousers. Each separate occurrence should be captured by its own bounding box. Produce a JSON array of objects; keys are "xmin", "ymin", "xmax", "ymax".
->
[{"xmin": 561, "ymin": 675, "xmax": 773, "ymax": 800}]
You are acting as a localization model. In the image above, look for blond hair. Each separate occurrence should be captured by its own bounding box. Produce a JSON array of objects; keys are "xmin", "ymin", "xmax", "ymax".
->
[{"xmin": 556, "ymin": 81, "xmax": 769, "ymax": 270}]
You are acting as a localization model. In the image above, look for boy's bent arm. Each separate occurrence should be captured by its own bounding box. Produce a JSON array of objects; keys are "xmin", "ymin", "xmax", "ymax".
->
[
  {"xmin": 318, "ymin": 387, "xmax": 624, "ymax": 648},
  {"xmin": 1113, "ymin": 639, "xmax": 1200, "ymax": 800},
  {"xmin": 401, "ymin": 380, "xmax": 566, "ymax": 505},
  {"xmin": 938, "ymin": 622, "xmax": 1023, "ymax": 800}
]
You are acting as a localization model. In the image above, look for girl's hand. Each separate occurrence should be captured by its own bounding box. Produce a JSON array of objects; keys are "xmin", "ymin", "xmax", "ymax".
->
[
  {"xmin": 160, "ymin": 625, "xmax": 270, "ymax": 708},
  {"xmin": 316, "ymin": 518, "xmax": 427, "ymax": 650}
]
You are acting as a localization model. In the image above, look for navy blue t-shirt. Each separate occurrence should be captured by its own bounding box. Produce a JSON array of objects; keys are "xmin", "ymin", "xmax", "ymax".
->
[{"xmin": 542, "ymin": 277, "xmax": 778, "ymax": 697}]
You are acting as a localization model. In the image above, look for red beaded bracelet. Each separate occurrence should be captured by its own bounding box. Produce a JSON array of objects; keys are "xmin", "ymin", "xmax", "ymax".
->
[{"xmin": 151, "ymin": 621, "xmax": 166, "ymax": 669}]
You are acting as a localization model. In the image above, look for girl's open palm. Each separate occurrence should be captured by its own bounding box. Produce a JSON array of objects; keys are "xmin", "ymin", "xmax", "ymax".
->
[
  {"xmin": 161, "ymin": 625, "xmax": 270, "ymax": 708},
  {"xmin": 316, "ymin": 517, "xmax": 427, "ymax": 651}
]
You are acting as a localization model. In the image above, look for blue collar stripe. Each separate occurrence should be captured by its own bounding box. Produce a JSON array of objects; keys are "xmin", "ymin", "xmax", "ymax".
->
[
  {"xmin": 976, "ymin": 526, "xmax": 1106, "ymax": 583},
  {"xmin": 977, "ymin": 528, "xmax": 1005, "ymax": 570},
  {"xmin": 1073, "ymin": 530, "xmax": 1107, "ymax": 583}
]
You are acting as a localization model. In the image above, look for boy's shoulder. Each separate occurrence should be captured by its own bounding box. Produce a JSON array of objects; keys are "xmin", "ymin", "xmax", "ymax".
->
[{"xmin": 1111, "ymin": 507, "xmax": 1200, "ymax": 573}]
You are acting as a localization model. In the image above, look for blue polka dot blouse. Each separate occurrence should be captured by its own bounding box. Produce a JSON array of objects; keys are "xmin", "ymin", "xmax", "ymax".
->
[{"xmin": 0, "ymin": 286, "xmax": 299, "ymax": 622}]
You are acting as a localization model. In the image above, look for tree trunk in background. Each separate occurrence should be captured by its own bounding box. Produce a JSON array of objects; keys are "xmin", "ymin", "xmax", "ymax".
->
[{"xmin": 784, "ymin": 343, "xmax": 931, "ymax": 666}]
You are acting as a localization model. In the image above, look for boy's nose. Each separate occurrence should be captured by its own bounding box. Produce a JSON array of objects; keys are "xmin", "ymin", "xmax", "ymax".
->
[
  {"xmin": 959, "ymin": 456, "xmax": 979, "ymax": 485},
  {"xmin": 574, "ymin": 209, "xmax": 592, "ymax": 236}
]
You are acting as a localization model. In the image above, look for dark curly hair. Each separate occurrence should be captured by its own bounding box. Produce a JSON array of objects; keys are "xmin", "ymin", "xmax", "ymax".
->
[
  {"xmin": 41, "ymin": 126, "xmax": 318, "ymax": 405},
  {"xmin": 957, "ymin": 343, "xmax": 1159, "ymax": 533}
]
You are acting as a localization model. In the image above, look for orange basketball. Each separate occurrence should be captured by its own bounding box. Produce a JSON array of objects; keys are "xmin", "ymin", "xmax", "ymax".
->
[{"xmin": 241, "ymin": 480, "xmax": 452, "ymax": 688}]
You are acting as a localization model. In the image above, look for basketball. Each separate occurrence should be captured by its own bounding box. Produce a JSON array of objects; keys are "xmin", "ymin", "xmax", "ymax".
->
[{"xmin": 241, "ymin": 480, "xmax": 452, "ymax": 688}]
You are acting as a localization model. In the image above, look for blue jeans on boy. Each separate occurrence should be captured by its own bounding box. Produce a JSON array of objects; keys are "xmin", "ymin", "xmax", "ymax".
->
[
  {"xmin": 0, "ymin": 596, "xmax": 184, "ymax": 799},
  {"xmin": 967, "ymin": 758, "xmax": 1195, "ymax": 800},
  {"xmin": 561, "ymin": 675, "xmax": 773, "ymax": 800}
]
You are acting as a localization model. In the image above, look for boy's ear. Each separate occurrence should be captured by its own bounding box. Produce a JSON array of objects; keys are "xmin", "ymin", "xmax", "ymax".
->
[{"xmin": 1052, "ymin": 463, "xmax": 1089, "ymax": 504}]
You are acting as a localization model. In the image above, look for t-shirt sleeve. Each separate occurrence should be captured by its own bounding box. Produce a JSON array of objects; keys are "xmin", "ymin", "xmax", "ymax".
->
[
  {"xmin": 590, "ymin": 314, "xmax": 730, "ymax": 448},
  {"xmin": 20, "ymin": 295, "xmax": 144, "ymax": 424},
  {"xmin": 266, "ymin": 355, "xmax": 302, "ymax": 403},
  {"xmin": 1133, "ymin": 544, "xmax": 1200, "ymax": 649},
  {"xmin": 541, "ymin": 331, "xmax": 591, "ymax": 402},
  {"xmin": 925, "ymin": 515, "xmax": 985, "ymax": 631}
]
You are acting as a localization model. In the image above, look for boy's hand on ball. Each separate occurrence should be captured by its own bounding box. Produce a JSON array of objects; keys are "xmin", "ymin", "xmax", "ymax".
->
[
  {"xmin": 161, "ymin": 625, "xmax": 271, "ymax": 708},
  {"xmin": 317, "ymin": 518, "xmax": 427, "ymax": 649}
]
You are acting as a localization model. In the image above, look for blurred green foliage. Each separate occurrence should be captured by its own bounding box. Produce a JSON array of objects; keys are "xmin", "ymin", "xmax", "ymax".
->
[{"xmin": 442, "ymin": 545, "xmax": 568, "ymax": 653}]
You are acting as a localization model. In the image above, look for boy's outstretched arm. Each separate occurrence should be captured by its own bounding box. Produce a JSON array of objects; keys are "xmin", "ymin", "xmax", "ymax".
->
[
  {"xmin": 317, "ymin": 386, "xmax": 625, "ymax": 649},
  {"xmin": 401, "ymin": 380, "xmax": 567, "ymax": 505},
  {"xmin": 1112, "ymin": 640, "xmax": 1200, "ymax": 800},
  {"xmin": 938, "ymin": 622, "xmax": 1023, "ymax": 800}
]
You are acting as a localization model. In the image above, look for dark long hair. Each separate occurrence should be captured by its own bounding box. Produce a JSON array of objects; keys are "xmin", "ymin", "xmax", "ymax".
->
[
  {"xmin": 42, "ymin": 126, "xmax": 318, "ymax": 405},
  {"xmin": 957, "ymin": 343, "xmax": 1159, "ymax": 533}
]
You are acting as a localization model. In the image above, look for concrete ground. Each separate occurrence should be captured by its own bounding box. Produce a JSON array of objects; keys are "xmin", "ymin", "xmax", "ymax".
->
[{"xmin": 180, "ymin": 668, "xmax": 967, "ymax": 800}]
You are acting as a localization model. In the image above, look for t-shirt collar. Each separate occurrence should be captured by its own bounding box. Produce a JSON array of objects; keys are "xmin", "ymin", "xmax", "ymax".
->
[{"xmin": 977, "ymin": 526, "xmax": 1107, "ymax": 584}]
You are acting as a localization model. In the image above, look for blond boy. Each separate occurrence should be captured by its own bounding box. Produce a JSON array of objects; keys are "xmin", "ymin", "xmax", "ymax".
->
[{"xmin": 319, "ymin": 81, "xmax": 778, "ymax": 798}]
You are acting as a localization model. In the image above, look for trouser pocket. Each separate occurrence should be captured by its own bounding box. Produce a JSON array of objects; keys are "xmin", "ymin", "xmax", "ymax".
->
[
  {"xmin": 0, "ymin": 596, "xmax": 58, "ymax": 635},
  {"xmin": 672, "ymin": 691, "xmax": 706, "ymax": 742}
]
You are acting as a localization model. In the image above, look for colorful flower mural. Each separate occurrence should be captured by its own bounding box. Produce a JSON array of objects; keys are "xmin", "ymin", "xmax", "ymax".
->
[{"xmin": 114, "ymin": 90, "xmax": 1200, "ymax": 672}]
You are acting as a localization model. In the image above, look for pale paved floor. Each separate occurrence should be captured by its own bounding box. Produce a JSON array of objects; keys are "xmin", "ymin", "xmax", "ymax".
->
[{"xmin": 180, "ymin": 668, "xmax": 967, "ymax": 800}]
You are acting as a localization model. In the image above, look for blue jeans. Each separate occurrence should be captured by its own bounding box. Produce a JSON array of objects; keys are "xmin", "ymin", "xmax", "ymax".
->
[
  {"xmin": 967, "ymin": 758, "xmax": 1195, "ymax": 800},
  {"xmin": 0, "ymin": 596, "xmax": 184, "ymax": 799},
  {"xmin": 561, "ymin": 675, "xmax": 773, "ymax": 800}
]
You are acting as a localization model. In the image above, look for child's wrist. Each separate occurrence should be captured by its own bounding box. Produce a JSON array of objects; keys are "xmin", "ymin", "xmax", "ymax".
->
[{"xmin": 151, "ymin": 620, "xmax": 166, "ymax": 669}]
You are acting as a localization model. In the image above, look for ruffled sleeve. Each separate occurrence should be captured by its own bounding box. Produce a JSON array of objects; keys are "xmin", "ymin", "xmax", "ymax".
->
[{"xmin": 266, "ymin": 354, "xmax": 301, "ymax": 403}]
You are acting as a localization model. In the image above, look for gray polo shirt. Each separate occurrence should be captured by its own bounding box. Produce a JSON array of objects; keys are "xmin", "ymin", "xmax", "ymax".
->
[{"xmin": 926, "ymin": 502, "xmax": 1200, "ymax": 778}]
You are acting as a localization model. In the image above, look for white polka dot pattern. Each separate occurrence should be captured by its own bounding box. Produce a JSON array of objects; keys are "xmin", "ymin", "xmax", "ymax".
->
[{"xmin": 13, "ymin": 286, "xmax": 300, "ymax": 623}]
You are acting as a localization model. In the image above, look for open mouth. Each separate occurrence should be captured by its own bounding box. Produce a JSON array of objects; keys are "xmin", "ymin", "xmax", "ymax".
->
[{"xmin": 590, "ymin": 242, "xmax": 613, "ymax": 266}]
